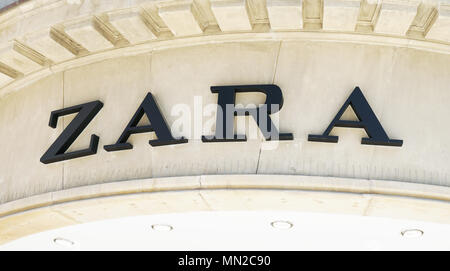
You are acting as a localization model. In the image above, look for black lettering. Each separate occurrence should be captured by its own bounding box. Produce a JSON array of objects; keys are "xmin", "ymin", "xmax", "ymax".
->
[
  {"xmin": 40, "ymin": 101, "xmax": 103, "ymax": 164},
  {"xmin": 308, "ymin": 87, "xmax": 402, "ymax": 146},
  {"xmin": 202, "ymin": 84, "xmax": 293, "ymax": 142},
  {"xmin": 104, "ymin": 92, "xmax": 187, "ymax": 151}
]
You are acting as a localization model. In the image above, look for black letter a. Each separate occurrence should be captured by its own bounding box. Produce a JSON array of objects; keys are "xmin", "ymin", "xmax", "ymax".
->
[
  {"xmin": 104, "ymin": 92, "xmax": 187, "ymax": 152},
  {"xmin": 308, "ymin": 87, "xmax": 402, "ymax": 147}
]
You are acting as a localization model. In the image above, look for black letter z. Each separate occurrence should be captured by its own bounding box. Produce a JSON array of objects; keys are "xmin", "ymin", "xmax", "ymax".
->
[{"xmin": 40, "ymin": 101, "xmax": 103, "ymax": 164}]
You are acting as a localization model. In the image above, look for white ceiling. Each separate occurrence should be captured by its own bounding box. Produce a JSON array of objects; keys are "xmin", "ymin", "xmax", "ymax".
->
[{"xmin": 2, "ymin": 210, "xmax": 450, "ymax": 250}]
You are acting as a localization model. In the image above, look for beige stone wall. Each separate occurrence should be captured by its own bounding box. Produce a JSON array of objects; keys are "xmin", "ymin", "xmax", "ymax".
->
[
  {"xmin": 0, "ymin": 0, "xmax": 450, "ymax": 205},
  {"xmin": 0, "ymin": 39, "xmax": 449, "ymax": 204}
]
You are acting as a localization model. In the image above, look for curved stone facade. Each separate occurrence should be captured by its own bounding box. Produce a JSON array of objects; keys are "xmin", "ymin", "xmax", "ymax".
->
[{"xmin": 1, "ymin": 0, "xmax": 450, "ymax": 246}]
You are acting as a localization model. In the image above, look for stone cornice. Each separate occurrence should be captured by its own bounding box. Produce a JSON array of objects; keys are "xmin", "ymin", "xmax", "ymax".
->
[
  {"xmin": 0, "ymin": 0, "xmax": 448, "ymax": 94},
  {"xmin": 1, "ymin": 174, "xmax": 450, "ymax": 245}
]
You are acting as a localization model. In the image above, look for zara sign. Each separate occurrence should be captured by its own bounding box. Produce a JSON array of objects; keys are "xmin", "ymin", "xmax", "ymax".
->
[{"xmin": 40, "ymin": 85, "xmax": 403, "ymax": 164}]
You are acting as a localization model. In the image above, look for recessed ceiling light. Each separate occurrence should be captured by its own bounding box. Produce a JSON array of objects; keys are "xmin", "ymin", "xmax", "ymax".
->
[
  {"xmin": 53, "ymin": 237, "xmax": 75, "ymax": 247},
  {"xmin": 401, "ymin": 229, "xmax": 424, "ymax": 238},
  {"xmin": 270, "ymin": 220, "xmax": 293, "ymax": 229},
  {"xmin": 151, "ymin": 224, "xmax": 173, "ymax": 232}
]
